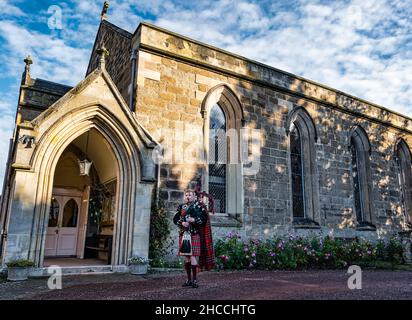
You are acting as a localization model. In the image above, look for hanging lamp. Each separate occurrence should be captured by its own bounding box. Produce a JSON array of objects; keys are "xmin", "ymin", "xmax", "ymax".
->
[{"xmin": 78, "ymin": 131, "xmax": 92, "ymax": 176}]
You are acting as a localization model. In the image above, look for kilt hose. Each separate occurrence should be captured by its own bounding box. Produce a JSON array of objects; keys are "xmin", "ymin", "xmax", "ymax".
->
[{"xmin": 178, "ymin": 233, "xmax": 201, "ymax": 256}]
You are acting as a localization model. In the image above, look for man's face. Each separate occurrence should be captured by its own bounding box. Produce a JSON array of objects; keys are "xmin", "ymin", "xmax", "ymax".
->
[{"xmin": 185, "ymin": 192, "xmax": 195, "ymax": 203}]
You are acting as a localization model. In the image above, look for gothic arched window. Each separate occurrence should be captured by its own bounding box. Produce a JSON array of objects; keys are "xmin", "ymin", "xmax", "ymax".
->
[
  {"xmin": 395, "ymin": 139, "xmax": 412, "ymax": 228},
  {"xmin": 202, "ymin": 85, "xmax": 244, "ymax": 216},
  {"xmin": 290, "ymin": 126, "xmax": 305, "ymax": 218},
  {"xmin": 350, "ymin": 126, "xmax": 375, "ymax": 229},
  {"xmin": 286, "ymin": 107, "xmax": 319, "ymax": 226},
  {"xmin": 209, "ymin": 104, "xmax": 227, "ymax": 213},
  {"xmin": 351, "ymin": 138, "xmax": 362, "ymax": 223}
]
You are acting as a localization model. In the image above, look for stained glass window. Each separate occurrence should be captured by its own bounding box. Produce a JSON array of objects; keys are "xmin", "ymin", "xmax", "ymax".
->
[
  {"xmin": 397, "ymin": 141, "xmax": 412, "ymax": 225},
  {"xmin": 62, "ymin": 199, "xmax": 79, "ymax": 228},
  {"xmin": 351, "ymin": 138, "xmax": 363, "ymax": 222},
  {"xmin": 48, "ymin": 198, "xmax": 60, "ymax": 227},
  {"xmin": 209, "ymin": 104, "xmax": 226, "ymax": 213},
  {"xmin": 290, "ymin": 126, "xmax": 305, "ymax": 218}
]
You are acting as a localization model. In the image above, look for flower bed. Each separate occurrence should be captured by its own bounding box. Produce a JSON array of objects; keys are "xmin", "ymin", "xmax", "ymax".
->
[{"xmin": 214, "ymin": 232, "xmax": 404, "ymax": 270}]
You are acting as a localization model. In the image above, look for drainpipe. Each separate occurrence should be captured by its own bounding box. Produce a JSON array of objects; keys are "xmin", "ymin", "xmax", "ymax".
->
[
  {"xmin": 155, "ymin": 164, "xmax": 161, "ymax": 205},
  {"xmin": 129, "ymin": 48, "xmax": 138, "ymax": 112}
]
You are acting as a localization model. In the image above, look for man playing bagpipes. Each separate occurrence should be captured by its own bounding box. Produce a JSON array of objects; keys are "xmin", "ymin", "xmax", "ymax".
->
[{"xmin": 173, "ymin": 188, "xmax": 215, "ymax": 288}]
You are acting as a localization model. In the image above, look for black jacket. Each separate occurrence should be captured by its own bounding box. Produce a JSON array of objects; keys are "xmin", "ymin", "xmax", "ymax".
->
[{"xmin": 173, "ymin": 201, "xmax": 207, "ymax": 235}]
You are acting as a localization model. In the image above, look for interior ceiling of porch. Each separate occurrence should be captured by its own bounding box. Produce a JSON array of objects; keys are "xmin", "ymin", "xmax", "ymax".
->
[{"xmin": 54, "ymin": 129, "xmax": 118, "ymax": 189}]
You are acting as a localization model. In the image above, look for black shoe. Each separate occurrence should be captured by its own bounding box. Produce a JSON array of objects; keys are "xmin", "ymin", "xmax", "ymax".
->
[
  {"xmin": 191, "ymin": 280, "xmax": 199, "ymax": 288},
  {"xmin": 182, "ymin": 280, "xmax": 192, "ymax": 287}
]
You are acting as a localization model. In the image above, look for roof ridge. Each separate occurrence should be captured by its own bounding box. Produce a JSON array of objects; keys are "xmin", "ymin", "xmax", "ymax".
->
[{"xmin": 33, "ymin": 78, "xmax": 73, "ymax": 89}]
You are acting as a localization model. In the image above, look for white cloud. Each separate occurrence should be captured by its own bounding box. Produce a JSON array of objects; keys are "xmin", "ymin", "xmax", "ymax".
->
[
  {"xmin": 0, "ymin": 0, "xmax": 25, "ymax": 17},
  {"xmin": 3, "ymin": 0, "xmax": 407, "ymax": 113},
  {"xmin": 0, "ymin": 0, "xmax": 411, "ymax": 189},
  {"xmin": 0, "ymin": 21, "xmax": 90, "ymax": 85},
  {"xmin": 0, "ymin": 114, "xmax": 14, "ymax": 182},
  {"xmin": 0, "ymin": 94, "xmax": 16, "ymax": 187},
  {"xmin": 152, "ymin": 0, "xmax": 412, "ymax": 115}
]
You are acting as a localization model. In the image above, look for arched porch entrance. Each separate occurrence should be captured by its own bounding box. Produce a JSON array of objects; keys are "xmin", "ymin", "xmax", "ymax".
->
[
  {"xmin": 30, "ymin": 113, "xmax": 141, "ymax": 268},
  {"xmin": 1, "ymin": 69, "xmax": 157, "ymax": 272},
  {"xmin": 43, "ymin": 129, "xmax": 119, "ymax": 266}
]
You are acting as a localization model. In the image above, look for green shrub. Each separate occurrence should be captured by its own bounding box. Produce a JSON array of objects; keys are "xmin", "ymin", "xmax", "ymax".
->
[
  {"xmin": 215, "ymin": 232, "xmax": 405, "ymax": 271},
  {"xmin": 149, "ymin": 199, "xmax": 170, "ymax": 267},
  {"xmin": 6, "ymin": 259, "xmax": 35, "ymax": 268},
  {"xmin": 128, "ymin": 256, "xmax": 149, "ymax": 265},
  {"xmin": 215, "ymin": 233, "xmax": 248, "ymax": 270}
]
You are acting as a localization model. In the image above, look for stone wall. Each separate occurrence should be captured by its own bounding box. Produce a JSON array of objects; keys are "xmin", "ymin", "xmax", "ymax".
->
[{"xmin": 130, "ymin": 23, "xmax": 412, "ymax": 246}]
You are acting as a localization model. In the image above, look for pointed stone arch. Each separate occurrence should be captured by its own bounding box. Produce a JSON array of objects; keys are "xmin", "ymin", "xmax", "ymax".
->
[
  {"xmin": 1, "ymin": 70, "xmax": 158, "ymax": 268},
  {"xmin": 395, "ymin": 138, "xmax": 412, "ymax": 228},
  {"xmin": 32, "ymin": 107, "xmax": 137, "ymax": 266},
  {"xmin": 201, "ymin": 84, "xmax": 245, "ymax": 127},
  {"xmin": 349, "ymin": 125, "xmax": 375, "ymax": 229},
  {"xmin": 349, "ymin": 125, "xmax": 371, "ymax": 154},
  {"xmin": 201, "ymin": 84, "xmax": 244, "ymax": 218},
  {"xmin": 285, "ymin": 107, "xmax": 320, "ymax": 227},
  {"xmin": 285, "ymin": 106, "xmax": 318, "ymax": 142}
]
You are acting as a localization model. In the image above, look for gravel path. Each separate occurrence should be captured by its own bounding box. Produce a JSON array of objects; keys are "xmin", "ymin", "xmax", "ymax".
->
[{"xmin": 1, "ymin": 270, "xmax": 411, "ymax": 300}]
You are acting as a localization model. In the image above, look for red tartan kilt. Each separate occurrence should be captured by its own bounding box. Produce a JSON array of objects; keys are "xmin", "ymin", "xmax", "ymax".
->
[{"xmin": 178, "ymin": 233, "xmax": 201, "ymax": 256}]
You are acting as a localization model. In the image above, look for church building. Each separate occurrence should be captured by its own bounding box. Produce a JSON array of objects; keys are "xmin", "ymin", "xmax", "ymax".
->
[{"xmin": 1, "ymin": 2, "xmax": 411, "ymax": 273}]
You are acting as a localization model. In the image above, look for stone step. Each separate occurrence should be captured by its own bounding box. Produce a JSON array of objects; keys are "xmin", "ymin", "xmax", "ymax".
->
[{"xmin": 29, "ymin": 265, "xmax": 129, "ymax": 277}]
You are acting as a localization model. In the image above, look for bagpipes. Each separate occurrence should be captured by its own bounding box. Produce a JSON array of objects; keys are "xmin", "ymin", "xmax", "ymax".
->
[
  {"xmin": 179, "ymin": 185, "xmax": 215, "ymax": 257},
  {"xmin": 194, "ymin": 185, "xmax": 215, "ymax": 215}
]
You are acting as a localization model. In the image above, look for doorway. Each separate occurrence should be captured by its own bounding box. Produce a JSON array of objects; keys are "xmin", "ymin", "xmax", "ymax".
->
[
  {"xmin": 44, "ymin": 191, "xmax": 82, "ymax": 257},
  {"xmin": 43, "ymin": 129, "xmax": 119, "ymax": 266}
]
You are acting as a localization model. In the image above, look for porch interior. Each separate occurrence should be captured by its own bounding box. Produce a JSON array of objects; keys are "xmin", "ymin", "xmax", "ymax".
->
[{"xmin": 44, "ymin": 129, "xmax": 117, "ymax": 267}]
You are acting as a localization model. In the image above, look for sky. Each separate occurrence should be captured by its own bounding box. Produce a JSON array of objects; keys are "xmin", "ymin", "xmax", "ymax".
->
[{"xmin": 0, "ymin": 0, "xmax": 411, "ymax": 186}]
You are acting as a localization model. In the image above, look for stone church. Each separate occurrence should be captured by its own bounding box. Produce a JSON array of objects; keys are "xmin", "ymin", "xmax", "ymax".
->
[{"xmin": 1, "ymin": 3, "xmax": 411, "ymax": 272}]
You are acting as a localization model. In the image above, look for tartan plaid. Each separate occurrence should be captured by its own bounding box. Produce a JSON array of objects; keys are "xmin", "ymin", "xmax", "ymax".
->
[
  {"xmin": 198, "ymin": 213, "xmax": 215, "ymax": 271},
  {"xmin": 178, "ymin": 233, "xmax": 201, "ymax": 256}
]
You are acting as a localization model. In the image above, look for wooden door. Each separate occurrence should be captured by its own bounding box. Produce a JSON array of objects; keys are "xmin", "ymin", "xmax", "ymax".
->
[
  {"xmin": 57, "ymin": 198, "xmax": 80, "ymax": 256},
  {"xmin": 45, "ymin": 192, "xmax": 81, "ymax": 257}
]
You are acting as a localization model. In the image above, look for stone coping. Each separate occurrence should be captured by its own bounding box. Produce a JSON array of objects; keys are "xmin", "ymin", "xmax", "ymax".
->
[{"xmin": 130, "ymin": 22, "xmax": 412, "ymax": 133}]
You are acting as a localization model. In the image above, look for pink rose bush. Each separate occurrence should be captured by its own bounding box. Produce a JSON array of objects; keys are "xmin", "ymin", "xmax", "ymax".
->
[{"xmin": 214, "ymin": 233, "xmax": 404, "ymax": 270}]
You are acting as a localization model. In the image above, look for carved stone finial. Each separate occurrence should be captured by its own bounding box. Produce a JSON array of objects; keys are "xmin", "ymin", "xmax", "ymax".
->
[
  {"xmin": 24, "ymin": 55, "xmax": 33, "ymax": 68},
  {"xmin": 96, "ymin": 45, "xmax": 109, "ymax": 69},
  {"xmin": 22, "ymin": 55, "xmax": 33, "ymax": 85},
  {"xmin": 101, "ymin": 0, "xmax": 109, "ymax": 21}
]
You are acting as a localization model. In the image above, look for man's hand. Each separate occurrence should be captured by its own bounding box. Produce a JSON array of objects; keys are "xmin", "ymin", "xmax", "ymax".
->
[
  {"xmin": 182, "ymin": 222, "xmax": 189, "ymax": 228},
  {"xmin": 188, "ymin": 217, "xmax": 195, "ymax": 223}
]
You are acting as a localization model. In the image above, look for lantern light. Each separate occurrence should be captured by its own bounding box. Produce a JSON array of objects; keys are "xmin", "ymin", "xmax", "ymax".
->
[
  {"xmin": 78, "ymin": 159, "xmax": 92, "ymax": 176},
  {"xmin": 78, "ymin": 131, "xmax": 92, "ymax": 176}
]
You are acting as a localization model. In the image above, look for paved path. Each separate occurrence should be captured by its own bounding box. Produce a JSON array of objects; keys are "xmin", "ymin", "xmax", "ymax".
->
[{"xmin": 1, "ymin": 270, "xmax": 411, "ymax": 300}]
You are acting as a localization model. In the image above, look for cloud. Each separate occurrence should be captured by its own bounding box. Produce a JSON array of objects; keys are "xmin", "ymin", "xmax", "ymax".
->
[
  {"xmin": 0, "ymin": 20, "xmax": 89, "ymax": 85},
  {"xmin": 0, "ymin": 0, "xmax": 26, "ymax": 17},
  {"xmin": 0, "ymin": 0, "xmax": 411, "ymax": 188},
  {"xmin": 0, "ymin": 94, "xmax": 16, "ymax": 187},
  {"xmin": 151, "ymin": 0, "xmax": 412, "ymax": 115}
]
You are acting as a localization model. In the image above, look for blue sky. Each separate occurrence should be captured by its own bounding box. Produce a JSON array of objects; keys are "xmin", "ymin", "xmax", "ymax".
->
[{"xmin": 0, "ymin": 0, "xmax": 411, "ymax": 185}]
